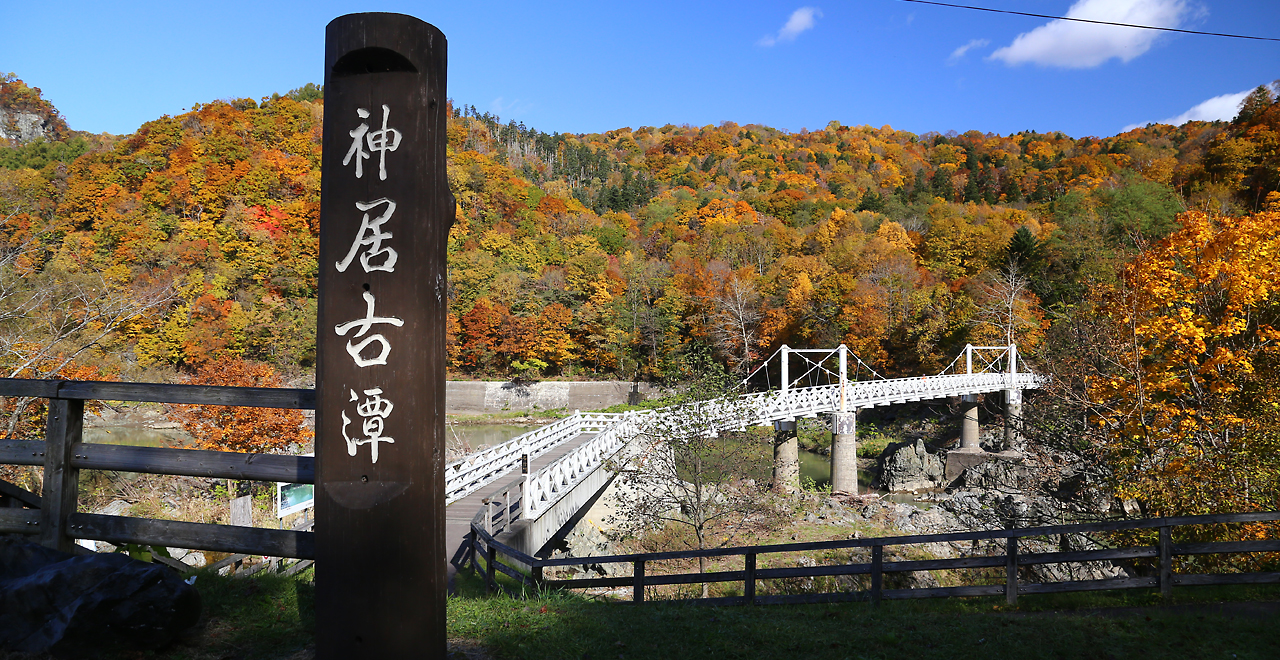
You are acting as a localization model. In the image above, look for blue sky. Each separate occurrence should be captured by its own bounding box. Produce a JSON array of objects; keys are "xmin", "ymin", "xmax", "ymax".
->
[{"xmin": 3, "ymin": 0, "xmax": 1277, "ymax": 139}]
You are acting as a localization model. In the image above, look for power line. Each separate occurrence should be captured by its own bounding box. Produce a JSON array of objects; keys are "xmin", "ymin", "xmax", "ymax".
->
[{"xmin": 899, "ymin": 0, "xmax": 1280, "ymax": 42}]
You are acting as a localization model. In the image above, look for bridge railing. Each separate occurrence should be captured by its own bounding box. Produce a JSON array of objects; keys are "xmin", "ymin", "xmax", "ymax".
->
[
  {"xmin": 480, "ymin": 370, "xmax": 1049, "ymax": 530},
  {"xmin": 444, "ymin": 411, "xmax": 623, "ymax": 504},
  {"xmin": 524, "ymin": 411, "xmax": 643, "ymax": 518},
  {"xmin": 747, "ymin": 372, "xmax": 1046, "ymax": 422},
  {"xmin": 0, "ymin": 378, "xmax": 315, "ymax": 561},
  {"xmin": 470, "ymin": 510, "xmax": 1280, "ymax": 605}
]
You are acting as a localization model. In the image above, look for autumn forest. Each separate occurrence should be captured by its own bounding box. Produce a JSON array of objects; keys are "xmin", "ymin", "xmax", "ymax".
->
[{"xmin": 3, "ymin": 73, "xmax": 1280, "ymax": 519}]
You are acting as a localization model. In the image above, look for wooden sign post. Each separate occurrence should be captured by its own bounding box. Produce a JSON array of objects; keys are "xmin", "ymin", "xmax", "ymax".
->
[{"xmin": 315, "ymin": 13, "xmax": 450, "ymax": 658}]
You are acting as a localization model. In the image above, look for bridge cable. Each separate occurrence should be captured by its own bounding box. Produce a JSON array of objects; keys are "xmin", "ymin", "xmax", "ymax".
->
[{"xmin": 896, "ymin": 0, "xmax": 1280, "ymax": 42}]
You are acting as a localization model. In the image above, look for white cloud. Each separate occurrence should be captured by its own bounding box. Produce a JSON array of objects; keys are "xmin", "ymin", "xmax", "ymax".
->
[
  {"xmin": 989, "ymin": 0, "xmax": 1194, "ymax": 68},
  {"xmin": 488, "ymin": 96, "xmax": 532, "ymax": 118},
  {"xmin": 758, "ymin": 7, "xmax": 822, "ymax": 47},
  {"xmin": 1122, "ymin": 89, "xmax": 1250, "ymax": 131},
  {"xmin": 948, "ymin": 39, "xmax": 989, "ymax": 64}
]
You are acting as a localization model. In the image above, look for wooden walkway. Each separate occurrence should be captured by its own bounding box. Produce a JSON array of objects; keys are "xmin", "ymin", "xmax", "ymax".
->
[{"xmin": 445, "ymin": 432, "xmax": 598, "ymax": 591}]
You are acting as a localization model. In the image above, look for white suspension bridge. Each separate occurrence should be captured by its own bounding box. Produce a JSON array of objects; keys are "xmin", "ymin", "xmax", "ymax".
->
[{"xmin": 444, "ymin": 343, "xmax": 1045, "ymax": 575}]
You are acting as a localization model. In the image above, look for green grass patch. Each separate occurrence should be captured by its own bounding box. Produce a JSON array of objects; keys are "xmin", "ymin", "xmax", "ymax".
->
[
  {"xmin": 127, "ymin": 565, "xmax": 1280, "ymax": 659},
  {"xmin": 449, "ymin": 581, "xmax": 1280, "ymax": 660},
  {"xmin": 128, "ymin": 566, "xmax": 316, "ymax": 659}
]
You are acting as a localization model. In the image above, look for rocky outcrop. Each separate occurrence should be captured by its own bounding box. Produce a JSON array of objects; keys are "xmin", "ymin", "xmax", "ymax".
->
[
  {"xmin": 959, "ymin": 458, "xmax": 1034, "ymax": 492},
  {"xmin": 876, "ymin": 440, "xmax": 944, "ymax": 492},
  {"xmin": 545, "ymin": 522, "xmax": 630, "ymax": 578},
  {"xmin": 0, "ymin": 108, "xmax": 54, "ymax": 144},
  {"xmin": 0, "ymin": 538, "xmax": 201, "ymax": 656}
]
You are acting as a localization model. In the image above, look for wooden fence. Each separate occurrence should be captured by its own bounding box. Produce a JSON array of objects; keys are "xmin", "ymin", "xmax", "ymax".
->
[
  {"xmin": 0, "ymin": 378, "xmax": 316, "ymax": 561},
  {"xmin": 470, "ymin": 505, "xmax": 1280, "ymax": 606}
]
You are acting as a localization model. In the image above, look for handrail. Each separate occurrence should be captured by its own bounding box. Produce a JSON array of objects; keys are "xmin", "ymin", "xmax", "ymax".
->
[
  {"xmin": 0, "ymin": 378, "xmax": 315, "ymax": 409},
  {"xmin": 444, "ymin": 412, "xmax": 626, "ymax": 504}
]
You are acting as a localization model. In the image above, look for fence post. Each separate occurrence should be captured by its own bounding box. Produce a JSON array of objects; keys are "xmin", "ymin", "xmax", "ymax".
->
[
  {"xmin": 486, "ymin": 544, "xmax": 497, "ymax": 594},
  {"xmin": 39, "ymin": 395, "xmax": 83, "ymax": 553},
  {"xmin": 482, "ymin": 498, "xmax": 491, "ymax": 535},
  {"xmin": 1005, "ymin": 536, "xmax": 1018, "ymax": 606},
  {"xmin": 870, "ymin": 545, "xmax": 883, "ymax": 606},
  {"xmin": 1159, "ymin": 526, "xmax": 1172, "ymax": 597},
  {"xmin": 633, "ymin": 560, "xmax": 645, "ymax": 603},
  {"xmin": 744, "ymin": 552, "xmax": 757, "ymax": 604}
]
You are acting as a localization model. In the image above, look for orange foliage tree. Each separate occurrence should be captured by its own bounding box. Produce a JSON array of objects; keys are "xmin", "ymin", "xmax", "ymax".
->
[
  {"xmin": 169, "ymin": 358, "xmax": 311, "ymax": 454},
  {"xmin": 1088, "ymin": 210, "xmax": 1280, "ymax": 562}
]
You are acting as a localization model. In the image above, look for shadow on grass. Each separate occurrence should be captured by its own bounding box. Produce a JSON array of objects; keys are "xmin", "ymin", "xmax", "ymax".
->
[
  {"xmin": 449, "ymin": 569, "xmax": 1280, "ymax": 660},
  {"xmin": 152, "ymin": 567, "xmax": 315, "ymax": 660}
]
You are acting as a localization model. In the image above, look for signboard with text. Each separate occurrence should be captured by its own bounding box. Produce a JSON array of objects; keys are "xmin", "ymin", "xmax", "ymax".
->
[{"xmin": 314, "ymin": 13, "xmax": 451, "ymax": 658}]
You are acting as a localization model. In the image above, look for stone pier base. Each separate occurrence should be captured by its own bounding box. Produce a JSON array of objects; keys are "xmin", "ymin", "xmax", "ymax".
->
[
  {"xmin": 772, "ymin": 419, "xmax": 799, "ymax": 494},
  {"xmin": 830, "ymin": 412, "xmax": 857, "ymax": 495}
]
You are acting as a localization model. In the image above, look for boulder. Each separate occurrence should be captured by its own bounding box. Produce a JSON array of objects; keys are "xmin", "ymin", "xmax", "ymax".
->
[
  {"xmin": 0, "ymin": 538, "xmax": 201, "ymax": 656},
  {"xmin": 960, "ymin": 459, "xmax": 1033, "ymax": 492},
  {"xmin": 877, "ymin": 440, "xmax": 944, "ymax": 492},
  {"xmin": 548, "ymin": 521, "xmax": 629, "ymax": 578}
]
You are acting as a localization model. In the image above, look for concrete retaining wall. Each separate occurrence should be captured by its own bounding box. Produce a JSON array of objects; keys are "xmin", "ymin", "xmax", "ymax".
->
[
  {"xmin": 496, "ymin": 469, "xmax": 617, "ymax": 559},
  {"xmin": 446, "ymin": 380, "xmax": 661, "ymax": 414}
]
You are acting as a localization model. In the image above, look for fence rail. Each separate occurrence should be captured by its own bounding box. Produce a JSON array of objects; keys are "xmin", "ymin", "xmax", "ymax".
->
[
  {"xmin": 0, "ymin": 378, "xmax": 316, "ymax": 560},
  {"xmin": 469, "ymin": 511, "xmax": 1280, "ymax": 606}
]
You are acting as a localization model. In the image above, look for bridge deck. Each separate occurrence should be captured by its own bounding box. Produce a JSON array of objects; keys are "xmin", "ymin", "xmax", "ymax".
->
[{"xmin": 445, "ymin": 431, "xmax": 598, "ymax": 591}]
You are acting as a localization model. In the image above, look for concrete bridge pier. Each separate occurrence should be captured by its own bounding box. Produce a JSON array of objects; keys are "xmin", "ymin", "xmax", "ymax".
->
[
  {"xmin": 829, "ymin": 412, "xmax": 858, "ymax": 495},
  {"xmin": 773, "ymin": 419, "xmax": 799, "ymax": 494},
  {"xmin": 1003, "ymin": 388, "xmax": 1022, "ymax": 449},
  {"xmin": 945, "ymin": 394, "xmax": 986, "ymax": 482},
  {"xmin": 960, "ymin": 394, "xmax": 980, "ymax": 450}
]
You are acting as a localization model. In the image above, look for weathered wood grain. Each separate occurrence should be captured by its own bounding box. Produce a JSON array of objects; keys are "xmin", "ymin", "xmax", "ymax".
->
[
  {"xmin": 206, "ymin": 553, "xmax": 251, "ymax": 573},
  {"xmin": 1018, "ymin": 546, "xmax": 1157, "ymax": 565},
  {"xmin": 0, "ymin": 378, "xmax": 315, "ymax": 409},
  {"xmin": 69, "ymin": 512, "xmax": 314, "ymax": 559},
  {"xmin": 1173, "ymin": 540, "xmax": 1280, "ymax": 555},
  {"xmin": 0, "ymin": 507, "xmax": 39, "ymax": 533},
  {"xmin": 1018, "ymin": 577, "xmax": 1157, "ymax": 595},
  {"xmin": 283, "ymin": 559, "xmax": 315, "ymax": 577},
  {"xmin": 68, "ymin": 442, "xmax": 315, "ymax": 483},
  {"xmin": 40, "ymin": 398, "xmax": 82, "ymax": 552},
  {"xmin": 0, "ymin": 478, "xmax": 41, "ymax": 508},
  {"xmin": 1173, "ymin": 572, "xmax": 1280, "ymax": 586},
  {"xmin": 0, "ymin": 439, "xmax": 45, "ymax": 466}
]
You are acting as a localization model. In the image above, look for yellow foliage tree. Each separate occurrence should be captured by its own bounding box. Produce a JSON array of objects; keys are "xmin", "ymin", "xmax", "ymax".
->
[{"xmin": 1090, "ymin": 210, "xmax": 1280, "ymax": 562}]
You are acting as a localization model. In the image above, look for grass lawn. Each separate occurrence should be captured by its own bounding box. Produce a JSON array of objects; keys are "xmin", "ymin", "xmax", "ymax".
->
[
  {"xmin": 450, "ymin": 570, "xmax": 1280, "ymax": 660},
  {"xmin": 86, "ymin": 564, "xmax": 1280, "ymax": 659}
]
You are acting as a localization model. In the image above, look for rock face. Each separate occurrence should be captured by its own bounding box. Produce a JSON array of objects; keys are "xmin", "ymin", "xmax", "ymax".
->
[
  {"xmin": 0, "ymin": 538, "xmax": 201, "ymax": 656},
  {"xmin": 546, "ymin": 522, "xmax": 630, "ymax": 578},
  {"xmin": 0, "ymin": 109, "xmax": 54, "ymax": 144},
  {"xmin": 877, "ymin": 440, "xmax": 944, "ymax": 492}
]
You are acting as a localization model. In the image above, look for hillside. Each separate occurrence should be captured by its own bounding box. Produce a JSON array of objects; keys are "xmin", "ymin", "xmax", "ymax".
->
[{"xmin": 1, "ymin": 76, "xmax": 1278, "ymax": 383}]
